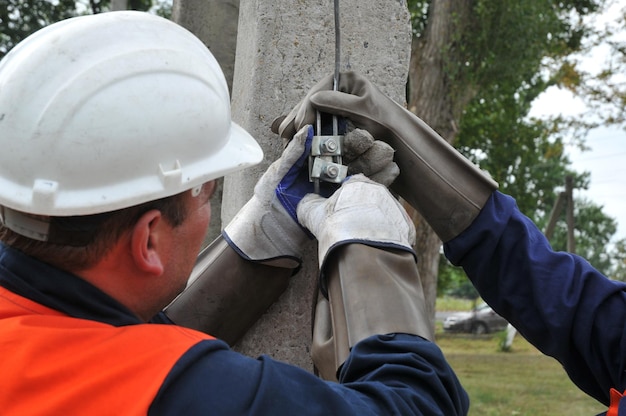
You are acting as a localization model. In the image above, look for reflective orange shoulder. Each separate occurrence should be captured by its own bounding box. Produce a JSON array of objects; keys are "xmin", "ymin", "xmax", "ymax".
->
[
  {"xmin": 609, "ymin": 388, "xmax": 625, "ymax": 416},
  {"xmin": 0, "ymin": 286, "xmax": 214, "ymax": 415}
]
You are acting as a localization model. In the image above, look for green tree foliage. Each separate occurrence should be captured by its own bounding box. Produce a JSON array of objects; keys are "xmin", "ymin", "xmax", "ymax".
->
[
  {"xmin": 0, "ymin": 0, "xmax": 77, "ymax": 57},
  {"xmin": 572, "ymin": 1, "xmax": 626, "ymax": 126},
  {"xmin": 453, "ymin": 3, "xmax": 624, "ymax": 281},
  {"xmin": 457, "ymin": 92, "xmax": 578, "ymax": 221},
  {"xmin": 408, "ymin": 0, "xmax": 602, "ymax": 131},
  {"xmin": 0, "ymin": 0, "xmax": 154, "ymax": 59},
  {"xmin": 549, "ymin": 197, "xmax": 617, "ymax": 270},
  {"xmin": 437, "ymin": 255, "xmax": 478, "ymax": 299},
  {"xmin": 609, "ymin": 238, "xmax": 626, "ymax": 281},
  {"xmin": 406, "ymin": 0, "xmax": 626, "ymax": 294}
]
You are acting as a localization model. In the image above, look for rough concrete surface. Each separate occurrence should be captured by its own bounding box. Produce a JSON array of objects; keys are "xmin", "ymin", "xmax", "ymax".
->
[{"xmin": 224, "ymin": 0, "xmax": 412, "ymax": 371}]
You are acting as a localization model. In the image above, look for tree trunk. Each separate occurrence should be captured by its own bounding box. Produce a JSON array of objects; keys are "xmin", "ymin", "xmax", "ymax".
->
[
  {"xmin": 172, "ymin": 0, "xmax": 239, "ymax": 92},
  {"xmin": 406, "ymin": 0, "xmax": 478, "ymax": 323}
]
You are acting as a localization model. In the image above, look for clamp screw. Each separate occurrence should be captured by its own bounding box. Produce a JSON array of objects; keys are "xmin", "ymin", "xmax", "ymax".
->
[
  {"xmin": 322, "ymin": 139, "xmax": 338, "ymax": 153},
  {"xmin": 324, "ymin": 165, "xmax": 340, "ymax": 179}
]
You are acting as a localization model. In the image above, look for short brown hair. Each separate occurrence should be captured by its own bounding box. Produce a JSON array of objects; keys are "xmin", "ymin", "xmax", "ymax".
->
[{"xmin": 0, "ymin": 192, "xmax": 189, "ymax": 272}]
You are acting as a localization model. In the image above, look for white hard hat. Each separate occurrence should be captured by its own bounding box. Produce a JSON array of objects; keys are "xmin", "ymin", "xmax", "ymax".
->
[{"xmin": 0, "ymin": 11, "xmax": 263, "ymax": 218}]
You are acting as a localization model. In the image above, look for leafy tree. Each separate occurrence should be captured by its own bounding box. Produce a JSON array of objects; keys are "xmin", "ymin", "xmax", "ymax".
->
[
  {"xmin": 457, "ymin": 92, "xmax": 581, "ymax": 222},
  {"xmin": 153, "ymin": 0, "xmax": 171, "ymax": 18},
  {"xmin": 405, "ymin": 0, "xmax": 623, "ymax": 313},
  {"xmin": 0, "ymin": 0, "xmax": 77, "ymax": 57},
  {"xmin": 0, "ymin": 0, "xmax": 154, "ymax": 59},
  {"xmin": 400, "ymin": 0, "xmax": 626, "ymax": 318},
  {"xmin": 437, "ymin": 255, "xmax": 478, "ymax": 299},
  {"xmin": 436, "ymin": 253, "xmax": 463, "ymax": 295},
  {"xmin": 609, "ymin": 238, "xmax": 626, "ymax": 281},
  {"xmin": 571, "ymin": 1, "xmax": 626, "ymax": 126},
  {"xmin": 549, "ymin": 197, "xmax": 618, "ymax": 272}
]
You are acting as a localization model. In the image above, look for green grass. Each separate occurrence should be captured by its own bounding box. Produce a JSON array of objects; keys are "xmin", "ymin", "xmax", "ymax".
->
[
  {"xmin": 435, "ymin": 330, "xmax": 605, "ymax": 415},
  {"xmin": 436, "ymin": 296, "xmax": 476, "ymax": 311}
]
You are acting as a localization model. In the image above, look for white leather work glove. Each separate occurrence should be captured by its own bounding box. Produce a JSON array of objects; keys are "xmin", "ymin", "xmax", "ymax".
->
[
  {"xmin": 301, "ymin": 176, "xmax": 432, "ymax": 381},
  {"xmin": 223, "ymin": 127, "xmax": 400, "ymax": 269},
  {"xmin": 297, "ymin": 174, "xmax": 416, "ymax": 276}
]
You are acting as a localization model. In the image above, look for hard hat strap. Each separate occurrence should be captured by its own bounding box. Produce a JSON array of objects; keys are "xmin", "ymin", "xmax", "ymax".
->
[
  {"xmin": 0, "ymin": 206, "xmax": 51, "ymax": 242},
  {"xmin": 0, "ymin": 206, "xmax": 104, "ymax": 246}
]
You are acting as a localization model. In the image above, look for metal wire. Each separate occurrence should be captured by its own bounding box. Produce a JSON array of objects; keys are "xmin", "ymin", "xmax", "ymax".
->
[
  {"xmin": 332, "ymin": 0, "xmax": 340, "ymax": 136},
  {"xmin": 333, "ymin": 0, "xmax": 340, "ymax": 93}
]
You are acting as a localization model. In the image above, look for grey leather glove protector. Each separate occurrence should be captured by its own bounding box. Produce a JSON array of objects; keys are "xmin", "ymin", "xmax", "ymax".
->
[
  {"xmin": 165, "ymin": 237, "xmax": 290, "ymax": 346},
  {"xmin": 279, "ymin": 72, "xmax": 498, "ymax": 242}
]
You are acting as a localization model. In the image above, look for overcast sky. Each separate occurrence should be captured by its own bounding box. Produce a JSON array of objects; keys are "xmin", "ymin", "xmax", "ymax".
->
[
  {"xmin": 528, "ymin": 1, "xmax": 626, "ymax": 241},
  {"xmin": 566, "ymin": 120, "xmax": 626, "ymax": 241}
]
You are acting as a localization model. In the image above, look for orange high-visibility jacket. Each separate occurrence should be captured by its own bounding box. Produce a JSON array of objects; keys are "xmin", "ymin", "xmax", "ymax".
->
[
  {"xmin": 0, "ymin": 243, "xmax": 469, "ymax": 415},
  {"xmin": 0, "ymin": 285, "xmax": 212, "ymax": 414}
]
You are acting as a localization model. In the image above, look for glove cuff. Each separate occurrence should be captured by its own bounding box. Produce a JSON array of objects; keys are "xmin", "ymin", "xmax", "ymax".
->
[
  {"xmin": 298, "ymin": 176, "xmax": 416, "ymax": 272},
  {"xmin": 223, "ymin": 195, "xmax": 309, "ymax": 269}
]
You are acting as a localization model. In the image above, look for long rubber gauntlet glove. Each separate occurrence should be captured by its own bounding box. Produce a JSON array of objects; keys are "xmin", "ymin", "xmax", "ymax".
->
[
  {"xmin": 167, "ymin": 127, "xmax": 399, "ymax": 343},
  {"xmin": 164, "ymin": 236, "xmax": 290, "ymax": 346},
  {"xmin": 164, "ymin": 128, "xmax": 315, "ymax": 343},
  {"xmin": 298, "ymin": 175, "xmax": 433, "ymax": 380},
  {"xmin": 280, "ymin": 72, "xmax": 498, "ymax": 242},
  {"xmin": 312, "ymin": 245, "xmax": 432, "ymax": 380}
]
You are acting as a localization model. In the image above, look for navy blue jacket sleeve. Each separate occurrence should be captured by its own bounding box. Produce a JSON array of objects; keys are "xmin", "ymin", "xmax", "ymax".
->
[
  {"xmin": 149, "ymin": 334, "xmax": 468, "ymax": 415},
  {"xmin": 444, "ymin": 191, "xmax": 626, "ymax": 405}
]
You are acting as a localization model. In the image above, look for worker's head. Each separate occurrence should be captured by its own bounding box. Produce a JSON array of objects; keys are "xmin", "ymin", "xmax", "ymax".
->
[{"xmin": 0, "ymin": 11, "xmax": 262, "ymax": 273}]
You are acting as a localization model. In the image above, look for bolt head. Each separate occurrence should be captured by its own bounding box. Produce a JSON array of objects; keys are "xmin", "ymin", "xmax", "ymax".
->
[
  {"xmin": 325, "ymin": 165, "xmax": 339, "ymax": 178},
  {"xmin": 323, "ymin": 139, "xmax": 338, "ymax": 152}
]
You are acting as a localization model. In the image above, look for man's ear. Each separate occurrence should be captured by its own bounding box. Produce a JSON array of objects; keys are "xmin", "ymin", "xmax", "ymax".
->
[{"xmin": 130, "ymin": 209, "xmax": 166, "ymax": 276}]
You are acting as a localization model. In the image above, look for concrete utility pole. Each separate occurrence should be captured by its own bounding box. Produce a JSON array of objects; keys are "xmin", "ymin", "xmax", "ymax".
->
[{"xmin": 223, "ymin": 0, "xmax": 413, "ymax": 370}]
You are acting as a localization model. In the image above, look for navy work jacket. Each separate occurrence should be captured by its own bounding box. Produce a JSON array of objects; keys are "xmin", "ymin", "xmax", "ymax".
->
[
  {"xmin": 0, "ymin": 241, "xmax": 468, "ymax": 415},
  {"xmin": 446, "ymin": 191, "xmax": 626, "ymax": 415}
]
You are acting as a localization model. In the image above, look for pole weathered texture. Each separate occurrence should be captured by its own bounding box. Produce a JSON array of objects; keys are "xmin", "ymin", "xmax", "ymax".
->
[{"xmin": 224, "ymin": 0, "xmax": 413, "ymax": 370}]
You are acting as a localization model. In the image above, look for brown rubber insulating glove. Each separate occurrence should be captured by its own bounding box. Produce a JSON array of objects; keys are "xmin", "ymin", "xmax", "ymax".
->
[
  {"xmin": 277, "ymin": 72, "xmax": 498, "ymax": 242},
  {"xmin": 165, "ymin": 236, "xmax": 290, "ymax": 346},
  {"xmin": 312, "ymin": 244, "xmax": 433, "ymax": 381}
]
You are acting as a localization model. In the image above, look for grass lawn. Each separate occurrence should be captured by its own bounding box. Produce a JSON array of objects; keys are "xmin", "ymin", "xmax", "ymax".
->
[{"xmin": 436, "ymin": 328, "xmax": 606, "ymax": 415}]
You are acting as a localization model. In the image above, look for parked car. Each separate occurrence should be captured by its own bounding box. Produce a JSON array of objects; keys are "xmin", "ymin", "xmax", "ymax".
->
[{"xmin": 443, "ymin": 302, "xmax": 509, "ymax": 334}]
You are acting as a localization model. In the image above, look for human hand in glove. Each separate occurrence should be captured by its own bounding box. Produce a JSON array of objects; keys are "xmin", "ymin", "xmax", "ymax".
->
[
  {"xmin": 297, "ymin": 174, "xmax": 416, "ymax": 277},
  {"xmin": 223, "ymin": 125, "xmax": 399, "ymax": 269},
  {"xmin": 298, "ymin": 176, "xmax": 433, "ymax": 381},
  {"xmin": 276, "ymin": 71, "xmax": 497, "ymax": 242}
]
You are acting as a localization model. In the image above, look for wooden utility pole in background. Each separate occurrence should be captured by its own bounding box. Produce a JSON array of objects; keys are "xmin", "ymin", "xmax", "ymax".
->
[
  {"xmin": 506, "ymin": 174, "xmax": 576, "ymax": 350},
  {"xmin": 545, "ymin": 175, "xmax": 576, "ymax": 254},
  {"xmin": 565, "ymin": 175, "xmax": 576, "ymax": 253}
]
